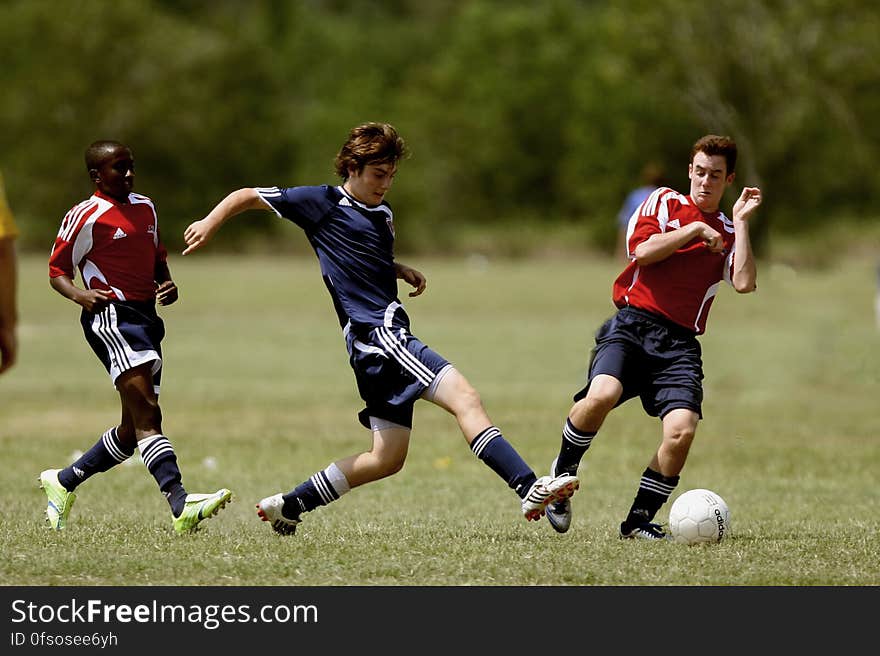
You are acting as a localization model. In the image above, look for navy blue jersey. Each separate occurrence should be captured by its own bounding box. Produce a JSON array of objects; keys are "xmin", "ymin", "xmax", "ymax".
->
[{"xmin": 256, "ymin": 185, "xmax": 407, "ymax": 332}]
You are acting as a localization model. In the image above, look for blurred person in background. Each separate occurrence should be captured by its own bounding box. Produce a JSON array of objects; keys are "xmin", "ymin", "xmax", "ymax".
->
[
  {"xmin": 616, "ymin": 161, "xmax": 667, "ymax": 260},
  {"xmin": 0, "ymin": 170, "xmax": 19, "ymax": 375},
  {"xmin": 547, "ymin": 135, "xmax": 761, "ymax": 539}
]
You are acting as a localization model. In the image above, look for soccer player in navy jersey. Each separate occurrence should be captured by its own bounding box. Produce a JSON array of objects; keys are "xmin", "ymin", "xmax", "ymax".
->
[
  {"xmin": 546, "ymin": 135, "xmax": 762, "ymax": 539},
  {"xmin": 40, "ymin": 141, "xmax": 233, "ymax": 533},
  {"xmin": 183, "ymin": 122, "xmax": 578, "ymax": 535}
]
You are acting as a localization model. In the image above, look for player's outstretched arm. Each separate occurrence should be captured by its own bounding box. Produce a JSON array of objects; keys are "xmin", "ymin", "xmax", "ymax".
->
[{"xmin": 182, "ymin": 188, "xmax": 269, "ymax": 255}]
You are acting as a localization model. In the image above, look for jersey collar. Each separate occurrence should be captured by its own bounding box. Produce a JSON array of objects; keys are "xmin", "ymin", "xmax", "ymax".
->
[{"xmin": 94, "ymin": 189, "xmax": 132, "ymax": 205}]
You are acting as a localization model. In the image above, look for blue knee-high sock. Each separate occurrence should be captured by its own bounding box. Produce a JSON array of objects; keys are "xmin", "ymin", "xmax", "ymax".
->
[
  {"xmin": 554, "ymin": 418, "xmax": 596, "ymax": 476},
  {"xmin": 470, "ymin": 426, "xmax": 537, "ymax": 498},
  {"xmin": 282, "ymin": 463, "xmax": 351, "ymax": 520},
  {"xmin": 58, "ymin": 427, "xmax": 135, "ymax": 491},
  {"xmin": 138, "ymin": 434, "xmax": 187, "ymax": 516}
]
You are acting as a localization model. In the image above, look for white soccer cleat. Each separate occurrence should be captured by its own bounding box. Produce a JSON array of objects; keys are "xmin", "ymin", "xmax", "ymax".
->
[
  {"xmin": 521, "ymin": 473, "xmax": 579, "ymax": 522},
  {"xmin": 546, "ymin": 458, "xmax": 580, "ymax": 533},
  {"xmin": 256, "ymin": 493, "xmax": 300, "ymax": 536}
]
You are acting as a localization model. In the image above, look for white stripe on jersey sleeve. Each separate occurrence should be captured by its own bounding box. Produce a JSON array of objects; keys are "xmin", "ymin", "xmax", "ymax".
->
[
  {"xmin": 253, "ymin": 187, "xmax": 283, "ymax": 217},
  {"xmin": 60, "ymin": 199, "xmax": 98, "ymax": 242}
]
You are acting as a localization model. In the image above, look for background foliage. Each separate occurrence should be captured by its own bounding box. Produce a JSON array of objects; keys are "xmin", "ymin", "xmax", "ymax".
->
[{"xmin": 2, "ymin": 0, "xmax": 879, "ymax": 257}]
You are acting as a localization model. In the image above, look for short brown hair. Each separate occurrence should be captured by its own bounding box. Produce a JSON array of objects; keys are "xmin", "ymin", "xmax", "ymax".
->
[
  {"xmin": 690, "ymin": 135, "xmax": 737, "ymax": 175},
  {"xmin": 334, "ymin": 123, "xmax": 407, "ymax": 180}
]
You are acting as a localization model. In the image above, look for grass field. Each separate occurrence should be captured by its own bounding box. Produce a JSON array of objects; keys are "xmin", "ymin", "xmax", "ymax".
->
[{"xmin": 1, "ymin": 252, "xmax": 878, "ymax": 586}]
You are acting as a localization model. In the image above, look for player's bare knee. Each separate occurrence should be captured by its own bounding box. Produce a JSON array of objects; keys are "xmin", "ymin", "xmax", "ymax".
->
[
  {"xmin": 373, "ymin": 452, "xmax": 406, "ymax": 478},
  {"xmin": 451, "ymin": 383, "xmax": 483, "ymax": 418},
  {"xmin": 664, "ymin": 426, "xmax": 695, "ymax": 452},
  {"xmin": 574, "ymin": 394, "xmax": 614, "ymax": 424},
  {"xmin": 385, "ymin": 457, "xmax": 405, "ymax": 476}
]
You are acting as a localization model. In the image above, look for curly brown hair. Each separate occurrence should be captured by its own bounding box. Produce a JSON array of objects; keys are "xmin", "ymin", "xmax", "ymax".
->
[{"xmin": 334, "ymin": 123, "xmax": 407, "ymax": 180}]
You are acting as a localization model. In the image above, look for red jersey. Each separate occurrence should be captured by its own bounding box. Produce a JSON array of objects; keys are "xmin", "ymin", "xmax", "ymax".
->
[
  {"xmin": 49, "ymin": 190, "xmax": 168, "ymax": 302},
  {"xmin": 614, "ymin": 187, "xmax": 736, "ymax": 334}
]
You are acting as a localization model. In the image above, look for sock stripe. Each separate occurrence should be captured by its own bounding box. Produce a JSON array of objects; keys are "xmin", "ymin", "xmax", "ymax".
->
[
  {"xmin": 138, "ymin": 435, "xmax": 175, "ymax": 469},
  {"xmin": 638, "ymin": 476, "xmax": 676, "ymax": 497},
  {"xmin": 470, "ymin": 426, "xmax": 501, "ymax": 457},
  {"xmin": 310, "ymin": 471, "xmax": 339, "ymax": 504},
  {"xmin": 101, "ymin": 428, "xmax": 131, "ymax": 463},
  {"xmin": 563, "ymin": 419, "xmax": 594, "ymax": 448}
]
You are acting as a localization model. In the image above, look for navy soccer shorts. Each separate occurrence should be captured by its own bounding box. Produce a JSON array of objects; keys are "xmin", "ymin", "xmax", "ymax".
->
[
  {"xmin": 573, "ymin": 306, "xmax": 704, "ymax": 418},
  {"xmin": 346, "ymin": 325, "xmax": 450, "ymax": 429},
  {"xmin": 80, "ymin": 300, "xmax": 164, "ymax": 391}
]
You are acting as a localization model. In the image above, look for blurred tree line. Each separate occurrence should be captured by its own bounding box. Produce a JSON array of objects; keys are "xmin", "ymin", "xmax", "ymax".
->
[{"xmin": 1, "ymin": 0, "xmax": 877, "ymax": 257}]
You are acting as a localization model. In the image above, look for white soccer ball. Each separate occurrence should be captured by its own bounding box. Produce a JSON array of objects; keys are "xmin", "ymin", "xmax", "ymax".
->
[{"xmin": 668, "ymin": 489, "xmax": 730, "ymax": 545}]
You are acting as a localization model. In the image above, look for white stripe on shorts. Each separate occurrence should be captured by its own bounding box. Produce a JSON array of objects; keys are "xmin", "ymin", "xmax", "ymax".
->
[
  {"xmin": 375, "ymin": 327, "xmax": 434, "ymax": 386},
  {"xmin": 90, "ymin": 305, "xmax": 162, "ymax": 384},
  {"xmin": 92, "ymin": 305, "xmax": 132, "ymax": 374}
]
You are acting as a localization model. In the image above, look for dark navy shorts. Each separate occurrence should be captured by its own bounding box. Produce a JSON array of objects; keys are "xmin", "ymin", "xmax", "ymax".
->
[
  {"xmin": 573, "ymin": 306, "xmax": 704, "ymax": 418},
  {"xmin": 346, "ymin": 325, "xmax": 450, "ymax": 429},
  {"xmin": 80, "ymin": 300, "xmax": 164, "ymax": 392}
]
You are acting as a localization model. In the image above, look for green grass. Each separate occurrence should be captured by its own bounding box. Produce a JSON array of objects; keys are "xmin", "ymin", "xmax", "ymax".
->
[{"xmin": 1, "ymin": 253, "xmax": 878, "ymax": 585}]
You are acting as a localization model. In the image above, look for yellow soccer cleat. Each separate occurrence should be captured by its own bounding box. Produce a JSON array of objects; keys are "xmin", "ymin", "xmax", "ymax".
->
[
  {"xmin": 39, "ymin": 469, "xmax": 77, "ymax": 530},
  {"xmin": 172, "ymin": 488, "xmax": 233, "ymax": 533}
]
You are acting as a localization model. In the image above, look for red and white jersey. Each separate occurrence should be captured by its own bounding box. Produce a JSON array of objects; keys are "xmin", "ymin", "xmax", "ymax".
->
[
  {"xmin": 49, "ymin": 190, "xmax": 168, "ymax": 302},
  {"xmin": 614, "ymin": 186, "xmax": 736, "ymax": 334}
]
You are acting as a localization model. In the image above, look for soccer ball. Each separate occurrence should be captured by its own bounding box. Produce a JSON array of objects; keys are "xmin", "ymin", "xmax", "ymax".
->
[{"xmin": 668, "ymin": 489, "xmax": 730, "ymax": 545}]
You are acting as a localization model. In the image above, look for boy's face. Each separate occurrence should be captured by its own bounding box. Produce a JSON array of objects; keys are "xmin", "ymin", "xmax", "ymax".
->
[
  {"xmin": 345, "ymin": 161, "xmax": 397, "ymax": 206},
  {"xmin": 688, "ymin": 151, "xmax": 734, "ymax": 213},
  {"xmin": 93, "ymin": 148, "xmax": 134, "ymax": 202}
]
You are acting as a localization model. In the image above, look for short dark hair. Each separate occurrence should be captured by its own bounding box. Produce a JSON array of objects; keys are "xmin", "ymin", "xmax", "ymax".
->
[
  {"xmin": 690, "ymin": 135, "xmax": 737, "ymax": 175},
  {"xmin": 334, "ymin": 123, "xmax": 407, "ymax": 180},
  {"xmin": 85, "ymin": 141, "xmax": 130, "ymax": 172}
]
